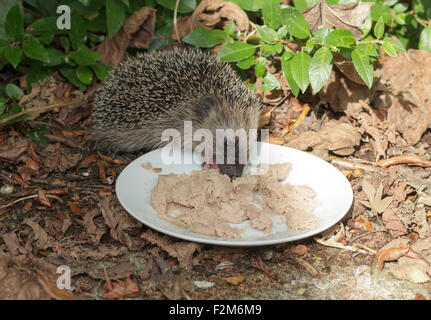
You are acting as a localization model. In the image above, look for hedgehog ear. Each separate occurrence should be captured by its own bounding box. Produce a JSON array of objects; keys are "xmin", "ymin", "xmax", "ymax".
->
[{"xmin": 198, "ymin": 95, "xmax": 220, "ymax": 118}]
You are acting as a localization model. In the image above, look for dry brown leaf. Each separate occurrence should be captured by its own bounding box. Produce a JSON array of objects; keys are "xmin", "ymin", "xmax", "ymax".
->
[
  {"xmin": 172, "ymin": 0, "xmax": 249, "ymax": 40},
  {"xmin": 287, "ymin": 119, "xmax": 361, "ymax": 156},
  {"xmin": 302, "ymin": 0, "xmax": 372, "ymax": 39},
  {"xmin": 382, "ymin": 208, "xmax": 407, "ymax": 237},
  {"xmin": 36, "ymin": 269, "xmax": 75, "ymax": 300},
  {"xmin": 38, "ymin": 188, "xmax": 51, "ymax": 207},
  {"xmin": 97, "ymin": 7, "xmax": 156, "ymax": 66},
  {"xmin": 381, "ymin": 50, "xmax": 431, "ymax": 145},
  {"xmin": 78, "ymin": 154, "xmax": 98, "ymax": 169},
  {"xmin": 68, "ymin": 201, "xmax": 84, "ymax": 217},
  {"xmin": 361, "ymin": 181, "xmax": 392, "ymax": 214},
  {"xmin": 103, "ymin": 277, "xmax": 140, "ymax": 299},
  {"xmin": 223, "ymin": 275, "xmax": 246, "ymax": 285},
  {"xmin": 141, "ymin": 229, "xmax": 201, "ymax": 269}
]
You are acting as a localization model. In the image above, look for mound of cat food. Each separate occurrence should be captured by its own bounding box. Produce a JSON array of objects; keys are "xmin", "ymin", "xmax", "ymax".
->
[{"xmin": 150, "ymin": 163, "xmax": 320, "ymax": 239}]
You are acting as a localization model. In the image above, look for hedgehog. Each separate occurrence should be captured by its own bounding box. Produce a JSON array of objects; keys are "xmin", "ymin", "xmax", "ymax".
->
[{"xmin": 91, "ymin": 48, "xmax": 262, "ymax": 179}]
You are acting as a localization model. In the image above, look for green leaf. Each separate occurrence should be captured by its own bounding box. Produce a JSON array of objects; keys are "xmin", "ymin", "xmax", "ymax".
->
[
  {"xmin": 59, "ymin": 66, "xmax": 86, "ymax": 91},
  {"xmin": 293, "ymin": 0, "xmax": 319, "ymax": 10},
  {"xmin": 281, "ymin": 8, "xmax": 310, "ymax": 39},
  {"xmin": 374, "ymin": 16, "xmax": 384, "ymax": 39},
  {"xmin": 419, "ymin": 27, "xmax": 431, "ymax": 52},
  {"xmin": 70, "ymin": 15, "xmax": 87, "ymax": 50},
  {"xmin": 45, "ymin": 49, "xmax": 64, "ymax": 66},
  {"xmin": 312, "ymin": 28, "xmax": 331, "ymax": 42},
  {"xmin": 309, "ymin": 47, "xmax": 333, "ymax": 93},
  {"xmin": 351, "ymin": 48, "xmax": 373, "ymax": 89},
  {"xmin": 229, "ymin": 0, "xmax": 264, "ymax": 11},
  {"xmin": 305, "ymin": 40, "xmax": 314, "ymax": 53},
  {"xmin": 277, "ymin": 26, "xmax": 288, "ymax": 38},
  {"xmin": 370, "ymin": 4, "xmax": 392, "ymax": 25},
  {"xmin": 255, "ymin": 25, "xmax": 278, "ymax": 44},
  {"xmin": 261, "ymin": 42, "xmax": 283, "ymax": 53},
  {"xmin": 76, "ymin": 66, "xmax": 93, "ymax": 84},
  {"xmin": 262, "ymin": 0, "xmax": 282, "ymax": 29},
  {"xmin": 5, "ymin": 4, "xmax": 23, "ymax": 40},
  {"xmin": 182, "ymin": 28, "xmax": 227, "ymax": 48},
  {"xmin": 70, "ymin": 45, "xmax": 101, "ymax": 66},
  {"xmin": 261, "ymin": 72, "xmax": 280, "ymax": 92},
  {"xmin": 393, "ymin": 3, "xmax": 408, "ymax": 13},
  {"xmin": 236, "ymin": 55, "xmax": 255, "ymax": 70},
  {"xmin": 106, "ymin": 0, "xmax": 126, "ymax": 39},
  {"xmin": 255, "ymin": 57, "xmax": 266, "ymax": 77},
  {"xmin": 224, "ymin": 21, "xmax": 236, "ymax": 35},
  {"xmin": 217, "ymin": 42, "xmax": 256, "ymax": 62},
  {"xmin": 30, "ymin": 17, "xmax": 61, "ymax": 35},
  {"xmin": 324, "ymin": 29, "xmax": 355, "ymax": 47},
  {"xmin": 5, "ymin": 83, "xmax": 24, "ymax": 100},
  {"xmin": 290, "ymin": 52, "xmax": 311, "ymax": 93},
  {"xmin": 361, "ymin": 18, "xmax": 372, "ymax": 38},
  {"xmin": 155, "ymin": 0, "xmax": 196, "ymax": 13},
  {"xmin": 91, "ymin": 62, "xmax": 111, "ymax": 81},
  {"xmin": 23, "ymin": 38, "xmax": 49, "ymax": 62},
  {"xmin": 382, "ymin": 37, "xmax": 406, "ymax": 56},
  {"xmin": 4, "ymin": 45, "xmax": 22, "ymax": 68},
  {"xmin": 60, "ymin": 36, "xmax": 70, "ymax": 52}
]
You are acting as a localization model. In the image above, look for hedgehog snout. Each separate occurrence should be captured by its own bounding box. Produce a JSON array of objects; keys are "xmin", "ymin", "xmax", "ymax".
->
[{"xmin": 218, "ymin": 163, "xmax": 245, "ymax": 180}]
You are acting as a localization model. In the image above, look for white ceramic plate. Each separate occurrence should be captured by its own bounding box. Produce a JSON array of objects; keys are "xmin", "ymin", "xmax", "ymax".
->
[{"xmin": 116, "ymin": 142, "xmax": 353, "ymax": 246}]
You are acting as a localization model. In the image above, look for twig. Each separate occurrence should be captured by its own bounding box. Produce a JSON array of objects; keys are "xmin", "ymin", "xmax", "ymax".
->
[
  {"xmin": 45, "ymin": 134, "xmax": 80, "ymax": 148},
  {"xmin": 0, "ymin": 194, "xmax": 63, "ymax": 209},
  {"xmin": 314, "ymin": 237, "xmax": 372, "ymax": 255},
  {"xmin": 173, "ymin": 0, "xmax": 181, "ymax": 43},
  {"xmin": 0, "ymin": 99, "xmax": 84, "ymax": 127},
  {"xmin": 349, "ymin": 230, "xmax": 390, "ymax": 242}
]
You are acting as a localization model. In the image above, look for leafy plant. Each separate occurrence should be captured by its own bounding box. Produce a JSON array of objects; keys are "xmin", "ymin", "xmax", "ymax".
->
[{"xmin": 178, "ymin": 0, "xmax": 430, "ymax": 95}]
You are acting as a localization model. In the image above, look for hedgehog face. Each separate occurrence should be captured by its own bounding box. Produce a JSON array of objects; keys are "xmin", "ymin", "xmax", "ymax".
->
[{"xmin": 197, "ymin": 95, "xmax": 260, "ymax": 179}]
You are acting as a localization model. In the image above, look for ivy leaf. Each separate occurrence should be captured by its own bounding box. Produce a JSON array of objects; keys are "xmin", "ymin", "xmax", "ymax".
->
[
  {"xmin": 255, "ymin": 25, "xmax": 278, "ymax": 44},
  {"xmin": 374, "ymin": 16, "xmax": 384, "ymax": 39},
  {"xmin": 290, "ymin": 52, "xmax": 311, "ymax": 93},
  {"xmin": 91, "ymin": 62, "xmax": 111, "ymax": 81},
  {"xmin": 70, "ymin": 45, "xmax": 101, "ymax": 66},
  {"xmin": 281, "ymin": 51, "xmax": 300, "ymax": 97},
  {"xmin": 419, "ymin": 27, "xmax": 431, "ymax": 52},
  {"xmin": 23, "ymin": 38, "xmax": 49, "ymax": 63},
  {"xmin": 217, "ymin": 42, "xmax": 256, "ymax": 62},
  {"xmin": 262, "ymin": 0, "xmax": 282, "ymax": 29},
  {"xmin": 236, "ymin": 56, "xmax": 255, "ymax": 70},
  {"xmin": 76, "ymin": 66, "xmax": 93, "ymax": 85},
  {"xmin": 183, "ymin": 28, "xmax": 227, "ymax": 48},
  {"xmin": 351, "ymin": 48, "xmax": 373, "ymax": 89},
  {"xmin": 261, "ymin": 73, "xmax": 280, "ymax": 92},
  {"xmin": 309, "ymin": 47, "xmax": 333, "ymax": 93},
  {"xmin": 255, "ymin": 57, "xmax": 266, "ymax": 77},
  {"xmin": 5, "ymin": 83, "xmax": 24, "ymax": 100},
  {"xmin": 281, "ymin": 8, "xmax": 310, "ymax": 39},
  {"xmin": 324, "ymin": 29, "xmax": 355, "ymax": 48},
  {"xmin": 4, "ymin": 45, "xmax": 22, "ymax": 68},
  {"xmin": 106, "ymin": 0, "xmax": 126, "ymax": 39},
  {"xmin": 5, "ymin": 4, "xmax": 23, "ymax": 40}
]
